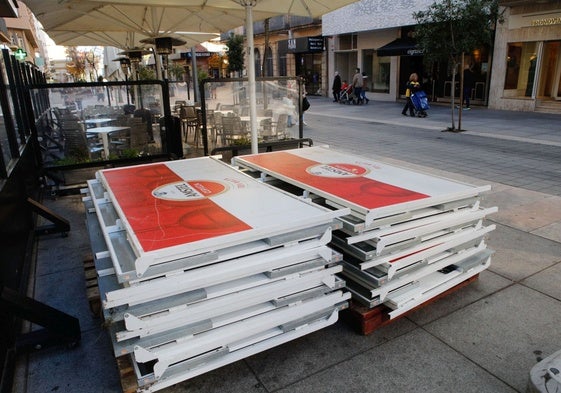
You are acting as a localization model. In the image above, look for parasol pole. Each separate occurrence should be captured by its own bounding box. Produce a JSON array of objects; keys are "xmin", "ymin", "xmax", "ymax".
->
[{"xmin": 245, "ymin": 2, "xmax": 259, "ymax": 154}]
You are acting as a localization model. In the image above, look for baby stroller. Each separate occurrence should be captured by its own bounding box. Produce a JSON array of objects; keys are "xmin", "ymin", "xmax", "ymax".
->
[
  {"xmin": 339, "ymin": 85, "xmax": 355, "ymax": 104},
  {"xmin": 410, "ymin": 90, "xmax": 430, "ymax": 117}
]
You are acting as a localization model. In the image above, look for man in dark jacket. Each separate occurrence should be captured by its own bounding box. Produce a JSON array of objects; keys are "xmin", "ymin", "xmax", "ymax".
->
[{"xmin": 462, "ymin": 65, "xmax": 475, "ymax": 110}]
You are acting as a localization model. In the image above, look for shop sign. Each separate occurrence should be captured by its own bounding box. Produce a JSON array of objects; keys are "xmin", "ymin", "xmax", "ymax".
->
[
  {"xmin": 288, "ymin": 39, "xmax": 296, "ymax": 50},
  {"xmin": 181, "ymin": 52, "xmax": 212, "ymax": 59},
  {"xmin": 531, "ymin": 16, "xmax": 561, "ymax": 26},
  {"xmin": 509, "ymin": 11, "xmax": 561, "ymax": 29},
  {"xmin": 308, "ymin": 37, "xmax": 324, "ymax": 52},
  {"xmin": 14, "ymin": 47, "xmax": 26, "ymax": 61},
  {"xmin": 278, "ymin": 36, "xmax": 325, "ymax": 54}
]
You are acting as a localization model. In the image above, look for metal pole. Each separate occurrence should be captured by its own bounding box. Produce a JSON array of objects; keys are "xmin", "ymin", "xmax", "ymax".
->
[
  {"xmin": 125, "ymin": 74, "xmax": 130, "ymax": 105},
  {"xmin": 245, "ymin": 4, "xmax": 258, "ymax": 155},
  {"xmin": 191, "ymin": 47, "xmax": 199, "ymax": 103},
  {"xmin": 155, "ymin": 52, "xmax": 163, "ymax": 81}
]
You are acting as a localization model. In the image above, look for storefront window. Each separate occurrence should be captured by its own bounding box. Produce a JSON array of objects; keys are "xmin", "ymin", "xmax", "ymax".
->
[
  {"xmin": 278, "ymin": 53, "xmax": 287, "ymax": 76},
  {"xmin": 504, "ymin": 42, "xmax": 538, "ymax": 96},
  {"xmin": 264, "ymin": 46, "xmax": 273, "ymax": 76},
  {"xmin": 338, "ymin": 34, "xmax": 357, "ymax": 50},
  {"xmin": 372, "ymin": 54, "xmax": 390, "ymax": 93},
  {"xmin": 254, "ymin": 48, "xmax": 261, "ymax": 77}
]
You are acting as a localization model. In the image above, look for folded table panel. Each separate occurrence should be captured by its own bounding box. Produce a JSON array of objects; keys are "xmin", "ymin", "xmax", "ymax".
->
[
  {"xmin": 233, "ymin": 146, "xmax": 491, "ymax": 228},
  {"xmin": 89, "ymin": 156, "xmax": 348, "ymax": 281}
]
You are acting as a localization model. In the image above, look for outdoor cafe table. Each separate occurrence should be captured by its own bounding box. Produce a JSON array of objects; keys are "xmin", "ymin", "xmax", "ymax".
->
[
  {"xmin": 239, "ymin": 116, "xmax": 272, "ymax": 131},
  {"xmin": 82, "ymin": 118, "xmax": 114, "ymax": 128},
  {"xmin": 215, "ymin": 110, "xmax": 234, "ymax": 115},
  {"xmin": 86, "ymin": 125, "xmax": 130, "ymax": 157}
]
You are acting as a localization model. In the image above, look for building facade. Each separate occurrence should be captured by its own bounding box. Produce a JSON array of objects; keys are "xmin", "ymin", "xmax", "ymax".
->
[
  {"xmin": 233, "ymin": 16, "xmax": 326, "ymax": 95},
  {"xmin": 489, "ymin": 1, "xmax": 561, "ymax": 113},
  {"xmin": 323, "ymin": 1, "xmax": 434, "ymax": 102},
  {"xmin": 324, "ymin": 0, "xmax": 561, "ymax": 113},
  {"xmin": 3, "ymin": 2, "xmax": 47, "ymax": 72}
]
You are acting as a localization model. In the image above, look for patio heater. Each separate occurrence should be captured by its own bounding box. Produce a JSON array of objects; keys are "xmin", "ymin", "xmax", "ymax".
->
[
  {"xmin": 117, "ymin": 48, "xmax": 147, "ymax": 80},
  {"xmin": 140, "ymin": 36, "xmax": 186, "ymax": 81},
  {"xmin": 155, "ymin": 37, "xmax": 172, "ymax": 80},
  {"xmin": 113, "ymin": 57, "xmax": 131, "ymax": 105},
  {"xmin": 118, "ymin": 48, "xmax": 149, "ymax": 108}
]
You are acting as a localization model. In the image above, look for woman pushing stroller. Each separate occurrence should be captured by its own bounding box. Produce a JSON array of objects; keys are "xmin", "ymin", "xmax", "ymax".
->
[{"xmin": 402, "ymin": 73, "xmax": 428, "ymax": 118}]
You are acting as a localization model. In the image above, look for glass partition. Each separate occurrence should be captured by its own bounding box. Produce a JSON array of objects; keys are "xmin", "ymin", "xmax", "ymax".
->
[
  {"xmin": 189, "ymin": 77, "xmax": 304, "ymax": 157},
  {"xmin": 30, "ymin": 80, "xmax": 169, "ymax": 168}
]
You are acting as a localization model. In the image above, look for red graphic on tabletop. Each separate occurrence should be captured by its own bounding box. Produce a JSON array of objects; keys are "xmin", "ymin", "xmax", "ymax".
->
[
  {"xmin": 152, "ymin": 180, "xmax": 228, "ymax": 201},
  {"xmin": 101, "ymin": 164, "xmax": 252, "ymax": 252},
  {"xmin": 306, "ymin": 163, "xmax": 369, "ymax": 178},
  {"xmin": 241, "ymin": 152, "xmax": 428, "ymax": 209}
]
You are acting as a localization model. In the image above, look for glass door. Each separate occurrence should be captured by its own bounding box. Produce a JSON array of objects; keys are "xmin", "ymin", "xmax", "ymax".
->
[{"xmin": 538, "ymin": 41, "xmax": 561, "ymax": 99}]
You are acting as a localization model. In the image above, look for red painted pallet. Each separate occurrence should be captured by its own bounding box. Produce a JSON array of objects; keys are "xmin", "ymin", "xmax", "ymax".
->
[{"xmin": 342, "ymin": 274, "xmax": 479, "ymax": 335}]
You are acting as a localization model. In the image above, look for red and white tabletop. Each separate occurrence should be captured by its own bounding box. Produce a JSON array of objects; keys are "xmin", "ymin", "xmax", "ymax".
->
[
  {"xmin": 233, "ymin": 146, "xmax": 490, "ymax": 227},
  {"xmin": 94, "ymin": 157, "xmax": 344, "ymax": 274}
]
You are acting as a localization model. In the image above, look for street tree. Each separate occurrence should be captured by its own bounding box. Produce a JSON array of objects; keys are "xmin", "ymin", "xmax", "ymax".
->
[
  {"xmin": 226, "ymin": 33, "xmax": 245, "ymax": 77},
  {"xmin": 168, "ymin": 62, "xmax": 186, "ymax": 82},
  {"xmin": 65, "ymin": 47, "xmax": 86, "ymax": 82},
  {"xmin": 83, "ymin": 47, "xmax": 102, "ymax": 81},
  {"xmin": 414, "ymin": 0, "xmax": 503, "ymax": 131},
  {"xmin": 65, "ymin": 47, "xmax": 103, "ymax": 82}
]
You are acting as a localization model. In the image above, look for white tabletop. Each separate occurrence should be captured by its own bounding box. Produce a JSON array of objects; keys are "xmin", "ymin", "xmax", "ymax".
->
[
  {"xmin": 239, "ymin": 116, "xmax": 271, "ymax": 123},
  {"xmin": 87, "ymin": 126, "xmax": 130, "ymax": 157},
  {"xmin": 87, "ymin": 126, "xmax": 129, "ymax": 135},
  {"xmin": 83, "ymin": 118, "xmax": 114, "ymax": 126}
]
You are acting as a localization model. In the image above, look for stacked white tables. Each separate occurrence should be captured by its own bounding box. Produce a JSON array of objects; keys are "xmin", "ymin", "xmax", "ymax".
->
[
  {"xmin": 83, "ymin": 156, "xmax": 349, "ymax": 392},
  {"xmin": 232, "ymin": 146, "xmax": 496, "ymax": 320}
]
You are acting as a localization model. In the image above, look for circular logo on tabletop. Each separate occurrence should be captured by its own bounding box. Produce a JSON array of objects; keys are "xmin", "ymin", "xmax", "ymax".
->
[
  {"xmin": 306, "ymin": 163, "xmax": 369, "ymax": 178},
  {"xmin": 152, "ymin": 180, "xmax": 228, "ymax": 201}
]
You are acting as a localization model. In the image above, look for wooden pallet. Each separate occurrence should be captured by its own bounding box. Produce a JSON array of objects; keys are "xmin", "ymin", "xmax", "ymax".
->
[
  {"xmin": 83, "ymin": 256, "xmax": 140, "ymax": 391},
  {"xmin": 83, "ymin": 256, "xmax": 101, "ymax": 317},
  {"xmin": 117, "ymin": 355, "xmax": 140, "ymax": 393},
  {"xmin": 342, "ymin": 274, "xmax": 479, "ymax": 335}
]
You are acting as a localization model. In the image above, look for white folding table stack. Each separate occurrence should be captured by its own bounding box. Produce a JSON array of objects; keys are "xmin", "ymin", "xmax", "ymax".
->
[
  {"xmin": 232, "ymin": 146, "xmax": 497, "ymax": 320},
  {"xmin": 82, "ymin": 156, "xmax": 350, "ymax": 392}
]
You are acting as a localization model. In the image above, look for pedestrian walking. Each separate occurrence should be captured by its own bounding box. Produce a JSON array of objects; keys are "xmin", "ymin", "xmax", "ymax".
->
[
  {"xmin": 402, "ymin": 72, "xmax": 421, "ymax": 117},
  {"xmin": 461, "ymin": 64, "xmax": 475, "ymax": 110},
  {"xmin": 352, "ymin": 68, "xmax": 364, "ymax": 105},
  {"xmin": 360, "ymin": 72, "xmax": 370, "ymax": 104},
  {"xmin": 332, "ymin": 71, "xmax": 342, "ymax": 102}
]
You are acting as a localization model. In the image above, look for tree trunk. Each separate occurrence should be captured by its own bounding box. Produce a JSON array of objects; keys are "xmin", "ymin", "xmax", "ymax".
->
[
  {"xmin": 458, "ymin": 52, "xmax": 465, "ymax": 131},
  {"xmin": 446, "ymin": 5, "xmax": 459, "ymax": 132},
  {"xmin": 450, "ymin": 56, "xmax": 457, "ymax": 131}
]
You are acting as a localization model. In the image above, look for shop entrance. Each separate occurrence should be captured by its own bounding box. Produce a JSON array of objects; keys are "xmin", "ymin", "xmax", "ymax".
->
[
  {"xmin": 399, "ymin": 56, "xmax": 425, "ymax": 97},
  {"xmin": 538, "ymin": 41, "xmax": 561, "ymax": 100},
  {"xmin": 333, "ymin": 51, "xmax": 357, "ymax": 86},
  {"xmin": 295, "ymin": 53, "xmax": 323, "ymax": 95}
]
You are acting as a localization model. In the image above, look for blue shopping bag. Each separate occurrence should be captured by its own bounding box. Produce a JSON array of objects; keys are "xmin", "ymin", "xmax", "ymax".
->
[{"xmin": 411, "ymin": 90, "xmax": 430, "ymax": 111}]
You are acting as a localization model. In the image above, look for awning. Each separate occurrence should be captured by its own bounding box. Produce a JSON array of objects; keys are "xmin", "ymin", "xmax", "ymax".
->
[{"xmin": 377, "ymin": 38, "xmax": 424, "ymax": 57}]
